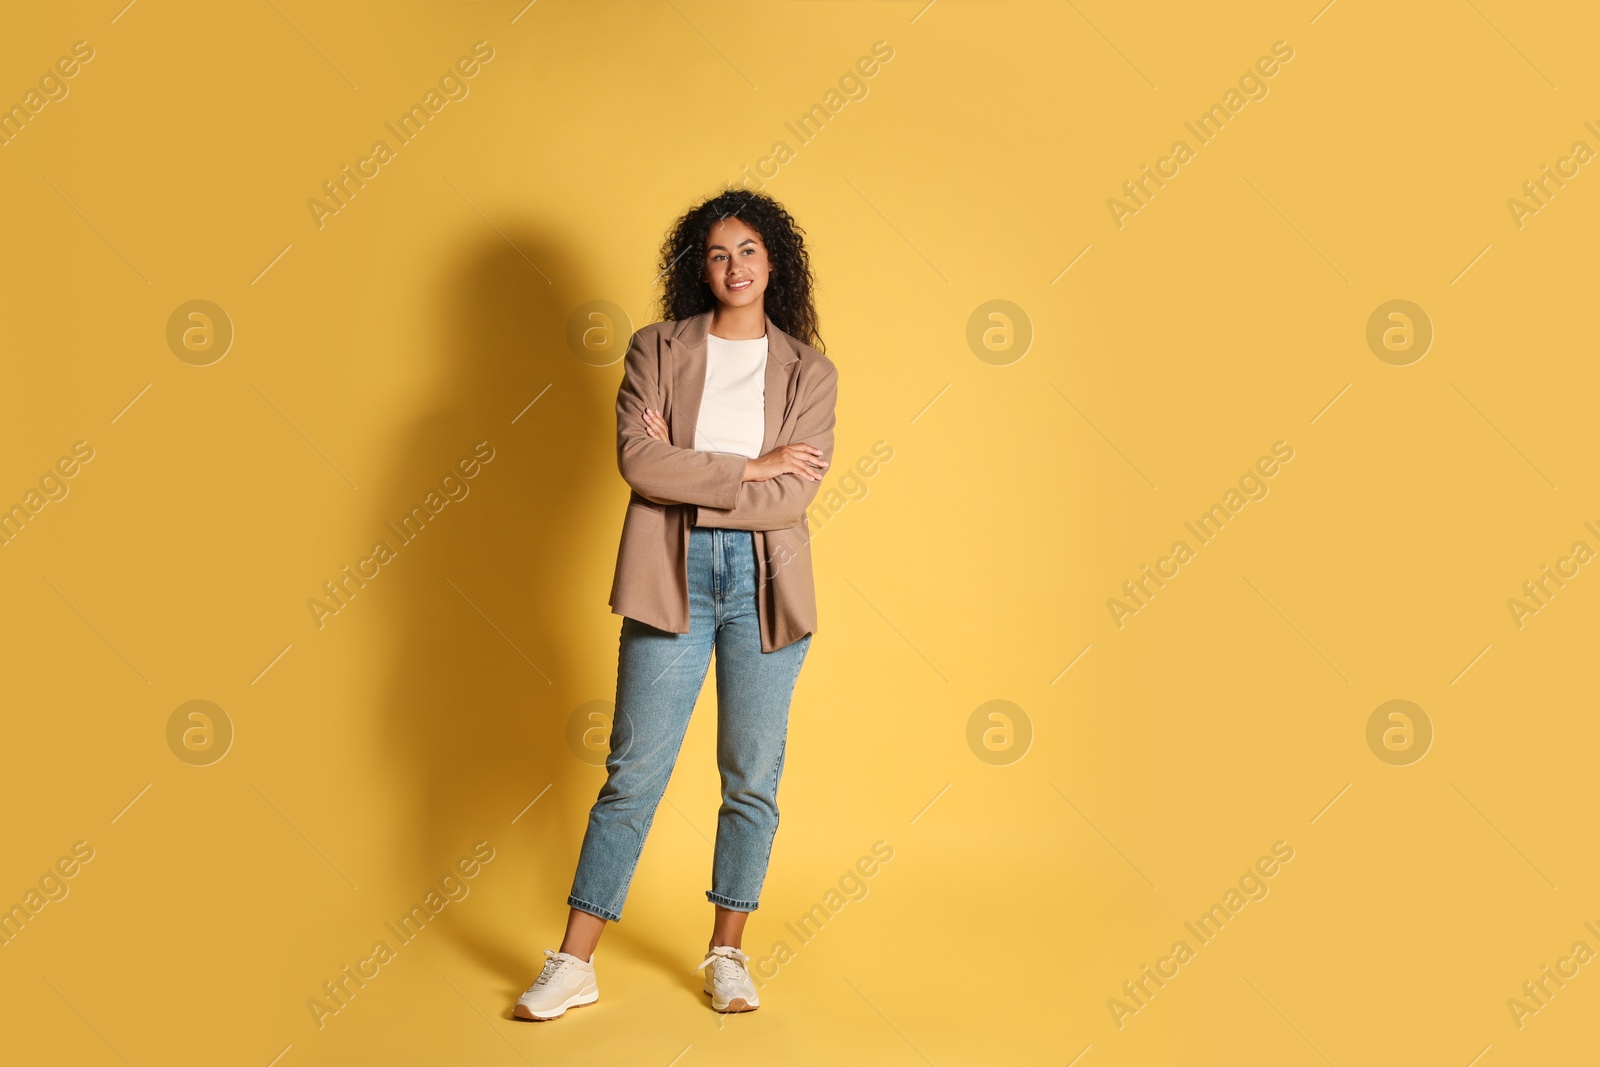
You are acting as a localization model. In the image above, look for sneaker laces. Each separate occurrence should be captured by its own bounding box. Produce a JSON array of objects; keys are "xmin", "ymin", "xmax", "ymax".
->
[
  {"xmin": 692, "ymin": 945, "xmax": 751, "ymax": 985},
  {"xmin": 533, "ymin": 948, "xmax": 575, "ymax": 987}
]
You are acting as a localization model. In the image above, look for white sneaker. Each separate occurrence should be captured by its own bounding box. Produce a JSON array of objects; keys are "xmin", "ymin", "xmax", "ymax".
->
[
  {"xmin": 514, "ymin": 949, "xmax": 599, "ymax": 1021},
  {"xmin": 693, "ymin": 945, "xmax": 760, "ymax": 1013}
]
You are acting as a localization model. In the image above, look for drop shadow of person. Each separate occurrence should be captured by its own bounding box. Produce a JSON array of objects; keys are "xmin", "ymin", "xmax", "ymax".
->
[{"xmin": 369, "ymin": 232, "xmax": 687, "ymax": 1002}]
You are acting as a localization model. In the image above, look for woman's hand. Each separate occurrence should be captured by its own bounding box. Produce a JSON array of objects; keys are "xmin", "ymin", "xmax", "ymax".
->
[
  {"xmin": 644, "ymin": 406, "xmax": 826, "ymax": 483},
  {"xmin": 744, "ymin": 443, "xmax": 828, "ymax": 482}
]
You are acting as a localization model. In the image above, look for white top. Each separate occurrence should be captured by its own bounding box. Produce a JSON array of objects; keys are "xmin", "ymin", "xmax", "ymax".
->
[{"xmin": 694, "ymin": 333, "xmax": 768, "ymax": 459}]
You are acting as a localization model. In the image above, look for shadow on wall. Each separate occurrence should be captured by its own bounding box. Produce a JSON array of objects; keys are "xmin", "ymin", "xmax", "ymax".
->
[{"xmin": 367, "ymin": 232, "xmax": 670, "ymax": 989}]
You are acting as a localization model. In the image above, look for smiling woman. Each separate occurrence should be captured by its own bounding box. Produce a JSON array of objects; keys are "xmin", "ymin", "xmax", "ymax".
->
[{"xmin": 514, "ymin": 189, "xmax": 840, "ymax": 1022}]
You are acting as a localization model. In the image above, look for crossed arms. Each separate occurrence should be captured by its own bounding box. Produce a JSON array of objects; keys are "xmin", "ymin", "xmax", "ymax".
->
[{"xmin": 615, "ymin": 327, "xmax": 838, "ymax": 532}]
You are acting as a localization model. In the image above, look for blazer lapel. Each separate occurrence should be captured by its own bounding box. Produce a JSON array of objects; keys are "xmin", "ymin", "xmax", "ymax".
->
[
  {"xmin": 665, "ymin": 309, "xmax": 800, "ymax": 455},
  {"xmin": 665, "ymin": 310, "xmax": 712, "ymax": 449},
  {"xmin": 759, "ymin": 316, "xmax": 799, "ymax": 455}
]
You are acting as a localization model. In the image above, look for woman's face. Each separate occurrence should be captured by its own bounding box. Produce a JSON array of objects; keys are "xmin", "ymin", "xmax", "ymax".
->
[{"xmin": 702, "ymin": 217, "xmax": 770, "ymax": 310}]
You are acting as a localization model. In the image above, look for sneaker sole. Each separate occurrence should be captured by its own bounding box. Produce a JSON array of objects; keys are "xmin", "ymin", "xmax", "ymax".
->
[
  {"xmin": 513, "ymin": 990, "xmax": 599, "ymax": 1021},
  {"xmin": 704, "ymin": 988, "xmax": 759, "ymax": 1013}
]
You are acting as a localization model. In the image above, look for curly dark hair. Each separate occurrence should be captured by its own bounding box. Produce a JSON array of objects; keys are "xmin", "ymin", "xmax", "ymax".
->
[{"xmin": 656, "ymin": 188, "xmax": 823, "ymax": 353}]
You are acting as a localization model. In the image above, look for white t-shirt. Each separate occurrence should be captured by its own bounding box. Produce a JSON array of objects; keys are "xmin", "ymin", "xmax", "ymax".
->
[{"xmin": 694, "ymin": 333, "xmax": 768, "ymax": 459}]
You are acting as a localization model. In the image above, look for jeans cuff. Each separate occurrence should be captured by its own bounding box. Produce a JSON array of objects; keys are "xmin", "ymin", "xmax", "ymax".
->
[
  {"xmin": 706, "ymin": 890, "xmax": 759, "ymax": 911},
  {"xmin": 568, "ymin": 894, "xmax": 621, "ymax": 923}
]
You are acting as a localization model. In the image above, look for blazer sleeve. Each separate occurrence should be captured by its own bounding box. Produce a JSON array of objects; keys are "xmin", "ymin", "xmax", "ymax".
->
[
  {"xmin": 616, "ymin": 327, "xmax": 746, "ymax": 509},
  {"xmin": 692, "ymin": 358, "xmax": 838, "ymax": 532}
]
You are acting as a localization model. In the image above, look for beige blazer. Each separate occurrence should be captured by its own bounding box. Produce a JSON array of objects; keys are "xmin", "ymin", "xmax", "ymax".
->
[{"xmin": 608, "ymin": 309, "xmax": 839, "ymax": 652}]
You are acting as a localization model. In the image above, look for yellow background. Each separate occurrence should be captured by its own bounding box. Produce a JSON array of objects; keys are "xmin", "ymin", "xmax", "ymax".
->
[{"xmin": 3, "ymin": 1, "xmax": 1597, "ymax": 1064}]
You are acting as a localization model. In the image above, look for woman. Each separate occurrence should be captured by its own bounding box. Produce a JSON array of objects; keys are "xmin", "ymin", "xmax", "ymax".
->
[{"xmin": 515, "ymin": 190, "xmax": 839, "ymax": 1020}]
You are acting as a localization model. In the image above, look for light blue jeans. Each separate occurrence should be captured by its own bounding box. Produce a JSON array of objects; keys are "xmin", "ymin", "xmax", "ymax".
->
[{"xmin": 568, "ymin": 526, "xmax": 812, "ymax": 923}]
